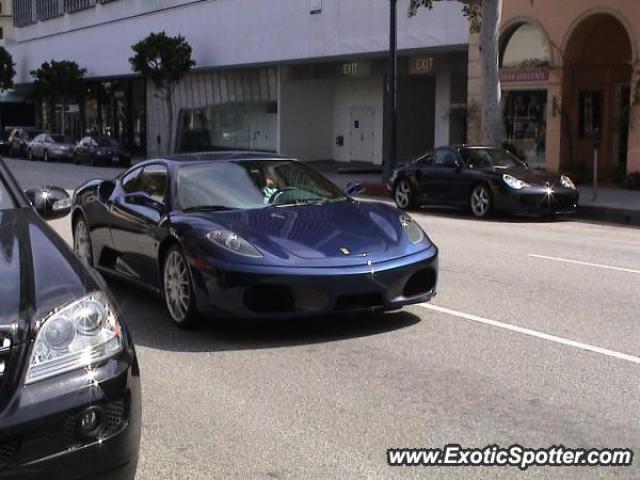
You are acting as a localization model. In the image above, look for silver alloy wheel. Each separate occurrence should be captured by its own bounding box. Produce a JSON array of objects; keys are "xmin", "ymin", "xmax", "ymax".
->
[
  {"xmin": 163, "ymin": 250, "xmax": 191, "ymax": 324},
  {"xmin": 470, "ymin": 185, "xmax": 491, "ymax": 218},
  {"xmin": 395, "ymin": 180, "xmax": 411, "ymax": 209},
  {"xmin": 74, "ymin": 219, "xmax": 92, "ymax": 265}
]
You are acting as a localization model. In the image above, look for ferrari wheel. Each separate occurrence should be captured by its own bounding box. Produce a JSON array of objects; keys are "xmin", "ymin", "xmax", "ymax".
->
[
  {"xmin": 470, "ymin": 184, "xmax": 492, "ymax": 218},
  {"xmin": 163, "ymin": 246, "xmax": 198, "ymax": 328},
  {"xmin": 73, "ymin": 217, "xmax": 93, "ymax": 266},
  {"xmin": 394, "ymin": 179, "xmax": 415, "ymax": 210}
]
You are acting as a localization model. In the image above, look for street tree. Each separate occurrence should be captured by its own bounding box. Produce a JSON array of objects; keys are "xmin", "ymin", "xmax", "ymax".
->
[
  {"xmin": 30, "ymin": 60, "xmax": 86, "ymax": 134},
  {"xmin": 0, "ymin": 47, "xmax": 16, "ymax": 92},
  {"xmin": 409, "ymin": 0, "xmax": 503, "ymax": 146},
  {"xmin": 129, "ymin": 32, "xmax": 196, "ymax": 153}
]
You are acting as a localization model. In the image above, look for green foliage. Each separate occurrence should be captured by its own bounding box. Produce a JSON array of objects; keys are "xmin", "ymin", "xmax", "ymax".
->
[
  {"xmin": 0, "ymin": 47, "xmax": 16, "ymax": 91},
  {"xmin": 30, "ymin": 60, "xmax": 87, "ymax": 102},
  {"xmin": 129, "ymin": 31, "xmax": 196, "ymax": 94},
  {"xmin": 408, "ymin": 0, "xmax": 481, "ymax": 33}
]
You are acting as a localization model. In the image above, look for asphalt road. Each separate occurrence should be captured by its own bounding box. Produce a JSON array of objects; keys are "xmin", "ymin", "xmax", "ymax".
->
[{"xmin": 8, "ymin": 158, "xmax": 640, "ymax": 479}]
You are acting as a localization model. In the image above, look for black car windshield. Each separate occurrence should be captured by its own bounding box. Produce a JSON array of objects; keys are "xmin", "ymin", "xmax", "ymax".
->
[
  {"xmin": 94, "ymin": 137, "xmax": 119, "ymax": 147},
  {"xmin": 0, "ymin": 177, "xmax": 15, "ymax": 210},
  {"xmin": 177, "ymin": 160, "xmax": 348, "ymax": 211},
  {"xmin": 460, "ymin": 148, "xmax": 526, "ymax": 169},
  {"xmin": 51, "ymin": 134, "xmax": 73, "ymax": 143}
]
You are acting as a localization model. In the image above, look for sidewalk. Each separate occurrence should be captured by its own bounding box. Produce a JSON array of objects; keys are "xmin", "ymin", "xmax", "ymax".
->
[{"xmin": 310, "ymin": 160, "xmax": 640, "ymax": 227}]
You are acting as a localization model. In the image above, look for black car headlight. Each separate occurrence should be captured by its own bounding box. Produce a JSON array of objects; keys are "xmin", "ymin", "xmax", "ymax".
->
[
  {"xmin": 399, "ymin": 215, "xmax": 425, "ymax": 244},
  {"xmin": 560, "ymin": 175, "xmax": 576, "ymax": 190},
  {"xmin": 207, "ymin": 229, "xmax": 262, "ymax": 258},
  {"xmin": 26, "ymin": 291, "xmax": 123, "ymax": 384},
  {"xmin": 502, "ymin": 174, "xmax": 529, "ymax": 190}
]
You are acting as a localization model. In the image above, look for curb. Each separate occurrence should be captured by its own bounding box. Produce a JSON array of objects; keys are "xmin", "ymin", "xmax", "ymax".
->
[{"xmin": 577, "ymin": 205, "xmax": 640, "ymax": 227}]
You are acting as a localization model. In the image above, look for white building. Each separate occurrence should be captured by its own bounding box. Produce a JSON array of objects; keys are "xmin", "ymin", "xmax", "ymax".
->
[{"xmin": 8, "ymin": 0, "xmax": 469, "ymax": 163}]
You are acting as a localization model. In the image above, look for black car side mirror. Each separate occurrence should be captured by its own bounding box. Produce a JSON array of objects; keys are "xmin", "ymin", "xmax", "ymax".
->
[
  {"xmin": 25, "ymin": 186, "xmax": 72, "ymax": 220},
  {"xmin": 345, "ymin": 181, "xmax": 366, "ymax": 197}
]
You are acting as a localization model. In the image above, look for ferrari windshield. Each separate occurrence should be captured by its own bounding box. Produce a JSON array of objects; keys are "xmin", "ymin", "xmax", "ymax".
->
[
  {"xmin": 177, "ymin": 160, "xmax": 348, "ymax": 211},
  {"xmin": 460, "ymin": 148, "xmax": 526, "ymax": 169}
]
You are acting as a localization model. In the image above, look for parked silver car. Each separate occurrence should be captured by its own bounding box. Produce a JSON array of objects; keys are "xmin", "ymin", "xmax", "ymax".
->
[{"xmin": 28, "ymin": 133, "xmax": 76, "ymax": 162}]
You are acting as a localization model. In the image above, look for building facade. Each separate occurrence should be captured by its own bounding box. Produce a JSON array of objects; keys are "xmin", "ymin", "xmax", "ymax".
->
[
  {"xmin": 8, "ymin": 0, "xmax": 469, "ymax": 162},
  {"xmin": 468, "ymin": 0, "xmax": 640, "ymax": 179}
]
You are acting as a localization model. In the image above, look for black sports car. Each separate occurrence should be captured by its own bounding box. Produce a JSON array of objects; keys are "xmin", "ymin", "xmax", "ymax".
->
[
  {"xmin": 389, "ymin": 146, "xmax": 579, "ymax": 218},
  {"xmin": 72, "ymin": 152, "xmax": 438, "ymax": 328},
  {"xmin": 74, "ymin": 136, "xmax": 131, "ymax": 167},
  {"xmin": 0, "ymin": 159, "xmax": 141, "ymax": 479}
]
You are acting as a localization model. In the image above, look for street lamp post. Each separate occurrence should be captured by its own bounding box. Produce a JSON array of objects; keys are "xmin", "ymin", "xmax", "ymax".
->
[{"xmin": 384, "ymin": 0, "xmax": 398, "ymax": 183}]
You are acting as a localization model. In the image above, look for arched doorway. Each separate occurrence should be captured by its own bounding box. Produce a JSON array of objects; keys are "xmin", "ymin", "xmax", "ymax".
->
[
  {"xmin": 562, "ymin": 13, "xmax": 633, "ymax": 181},
  {"xmin": 500, "ymin": 22, "xmax": 552, "ymax": 168}
]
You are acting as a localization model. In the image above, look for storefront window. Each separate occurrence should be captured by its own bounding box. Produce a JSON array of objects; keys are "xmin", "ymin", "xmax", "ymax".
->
[
  {"xmin": 176, "ymin": 103, "xmax": 278, "ymax": 153},
  {"xmin": 503, "ymin": 90, "xmax": 547, "ymax": 167}
]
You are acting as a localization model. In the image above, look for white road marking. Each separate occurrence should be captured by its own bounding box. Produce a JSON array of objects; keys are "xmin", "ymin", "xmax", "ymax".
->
[
  {"xmin": 529, "ymin": 254, "xmax": 640, "ymax": 275},
  {"xmin": 417, "ymin": 303, "xmax": 640, "ymax": 365}
]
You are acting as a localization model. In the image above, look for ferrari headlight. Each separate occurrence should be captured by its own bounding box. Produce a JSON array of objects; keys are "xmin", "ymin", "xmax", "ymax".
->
[
  {"xmin": 503, "ymin": 174, "xmax": 529, "ymax": 190},
  {"xmin": 26, "ymin": 291, "xmax": 123, "ymax": 384},
  {"xmin": 207, "ymin": 229, "xmax": 262, "ymax": 258},
  {"xmin": 400, "ymin": 215, "xmax": 425, "ymax": 244},
  {"xmin": 560, "ymin": 175, "xmax": 576, "ymax": 190}
]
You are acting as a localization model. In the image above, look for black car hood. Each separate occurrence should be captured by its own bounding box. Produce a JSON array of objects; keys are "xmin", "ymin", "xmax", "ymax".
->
[
  {"xmin": 0, "ymin": 208, "xmax": 99, "ymax": 344},
  {"xmin": 483, "ymin": 167, "xmax": 561, "ymax": 186}
]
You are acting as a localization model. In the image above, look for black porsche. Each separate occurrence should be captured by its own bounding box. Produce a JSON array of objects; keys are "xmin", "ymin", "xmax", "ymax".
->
[
  {"xmin": 389, "ymin": 146, "xmax": 579, "ymax": 218},
  {"xmin": 0, "ymin": 159, "xmax": 141, "ymax": 479}
]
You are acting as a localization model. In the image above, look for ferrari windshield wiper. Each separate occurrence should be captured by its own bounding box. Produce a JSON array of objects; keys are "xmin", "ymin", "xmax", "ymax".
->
[{"xmin": 182, "ymin": 205, "xmax": 234, "ymax": 212}]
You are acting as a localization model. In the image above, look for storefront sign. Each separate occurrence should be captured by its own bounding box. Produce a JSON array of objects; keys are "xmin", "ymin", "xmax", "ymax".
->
[
  {"xmin": 409, "ymin": 56, "xmax": 435, "ymax": 75},
  {"xmin": 500, "ymin": 69, "xmax": 549, "ymax": 83},
  {"xmin": 338, "ymin": 61, "xmax": 371, "ymax": 77}
]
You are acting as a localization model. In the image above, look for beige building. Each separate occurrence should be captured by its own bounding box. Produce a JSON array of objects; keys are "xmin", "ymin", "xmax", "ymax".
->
[
  {"xmin": 0, "ymin": 0, "xmax": 12, "ymax": 45},
  {"xmin": 468, "ymin": 0, "xmax": 640, "ymax": 180}
]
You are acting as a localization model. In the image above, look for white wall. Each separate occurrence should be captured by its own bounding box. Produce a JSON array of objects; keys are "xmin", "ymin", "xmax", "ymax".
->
[
  {"xmin": 8, "ymin": 0, "xmax": 468, "ymax": 83},
  {"xmin": 279, "ymin": 78, "xmax": 334, "ymax": 161},
  {"xmin": 332, "ymin": 76, "xmax": 384, "ymax": 165}
]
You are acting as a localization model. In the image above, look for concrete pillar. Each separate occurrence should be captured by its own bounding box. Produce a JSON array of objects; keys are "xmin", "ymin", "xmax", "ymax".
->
[
  {"xmin": 434, "ymin": 70, "xmax": 451, "ymax": 147},
  {"xmin": 545, "ymin": 68, "xmax": 563, "ymax": 173},
  {"xmin": 466, "ymin": 32, "xmax": 482, "ymax": 144},
  {"xmin": 627, "ymin": 64, "xmax": 640, "ymax": 174}
]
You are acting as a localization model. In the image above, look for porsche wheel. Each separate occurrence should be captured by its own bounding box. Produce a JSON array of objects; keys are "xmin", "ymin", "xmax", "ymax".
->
[
  {"xmin": 394, "ymin": 179, "xmax": 415, "ymax": 210},
  {"xmin": 163, "ymin": 246, "xmax": 198, "ymax": 328},
  {"xmin": 470, "ymin": 184, "xmax": 492, "ymax": 218},
  {"xmin": 73, "ymin": 217, "xmax": 93, "ymax": 266}
]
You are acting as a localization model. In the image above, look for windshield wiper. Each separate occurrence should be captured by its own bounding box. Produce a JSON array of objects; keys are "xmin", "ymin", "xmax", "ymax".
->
[
  {"xmin": 182, "ymin": 205, "xmax": 234, "ymax": 212},
  {"xmin": 271, "ymin": 199, "xmax": 332, "ymax": 208}
]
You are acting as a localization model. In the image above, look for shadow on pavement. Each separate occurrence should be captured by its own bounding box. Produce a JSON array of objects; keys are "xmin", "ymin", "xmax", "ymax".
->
[{"xmin": 107, "ymin": 279, "xmax": 421, "ymax": 353}]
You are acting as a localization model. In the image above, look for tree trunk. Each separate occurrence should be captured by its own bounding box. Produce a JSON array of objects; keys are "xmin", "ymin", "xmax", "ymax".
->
[
  {"xmin": 479, "ymin": 0, "xmax": 503, "ymax": 146},
  {"xmin": 166, "ymin": 87, "xmax": 174, "ymax": 154}
]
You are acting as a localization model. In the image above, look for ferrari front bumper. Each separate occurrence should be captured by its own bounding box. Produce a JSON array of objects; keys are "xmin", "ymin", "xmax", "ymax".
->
[{"xmin": 190, "ymin": 247, "xmax": 438, "ymax": 319}]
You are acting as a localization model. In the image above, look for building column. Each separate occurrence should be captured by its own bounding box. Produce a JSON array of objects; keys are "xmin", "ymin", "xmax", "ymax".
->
[
  {"xmin": 466, "ymin": 32, "xmax": 482, "ymax": 144},
  {"xmin": 626, "ymin": 64, "xmax": 640, "ymax": 174},
  {"xmin": 545, "ymin": 68, "xmax": 563, "ymax": 173},
  {"xmin": 434, "ymin": 70, "xmax": 450, "ymax": 147}
]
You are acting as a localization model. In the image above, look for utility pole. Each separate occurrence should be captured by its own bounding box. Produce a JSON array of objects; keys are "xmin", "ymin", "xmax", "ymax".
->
[{"xmin": 384, "ymin": 0, "xmax": 398, "ymax": 182}]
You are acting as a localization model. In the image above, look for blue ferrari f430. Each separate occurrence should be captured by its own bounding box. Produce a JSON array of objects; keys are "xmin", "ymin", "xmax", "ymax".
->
[{"xmin": 72, "ymin": 152, "xmax": 438, "ymax": 327}]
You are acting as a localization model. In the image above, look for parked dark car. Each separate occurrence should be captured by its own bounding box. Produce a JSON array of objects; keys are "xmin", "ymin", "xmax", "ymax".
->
[
  {"xmin": 389, "ymin": 145, "xmax": 579, "ymax": 218},
  {"xmin": 72, "ymin": 152, "xmax": 438, "ymax": 328},
  {"xmin": 0, "ymin": 131, "xmax": 10, "ymax": 156},
  {"xmin": 0, "ymin": 158, "xmax": 141, "ymax": 479},
  {"xmin": 28, "ymin": 133, "xmax": 76, "ymax": 162},
  {"xmin": 7, "ymin": 128, "xmax": 48, "ymax": 159},
  {"xmin": 74, "ymin": 136, "xmax": 131, "ymax": 167}
]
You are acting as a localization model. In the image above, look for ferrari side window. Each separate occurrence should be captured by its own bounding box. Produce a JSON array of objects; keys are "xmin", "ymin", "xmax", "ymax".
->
[
  {"xmin": 139, "ymin": 165, "xmax": 168, "ymax": 205},
  {"xmin": 121, "ymin": 168, "xmax": 142, "ymax": 194}
]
